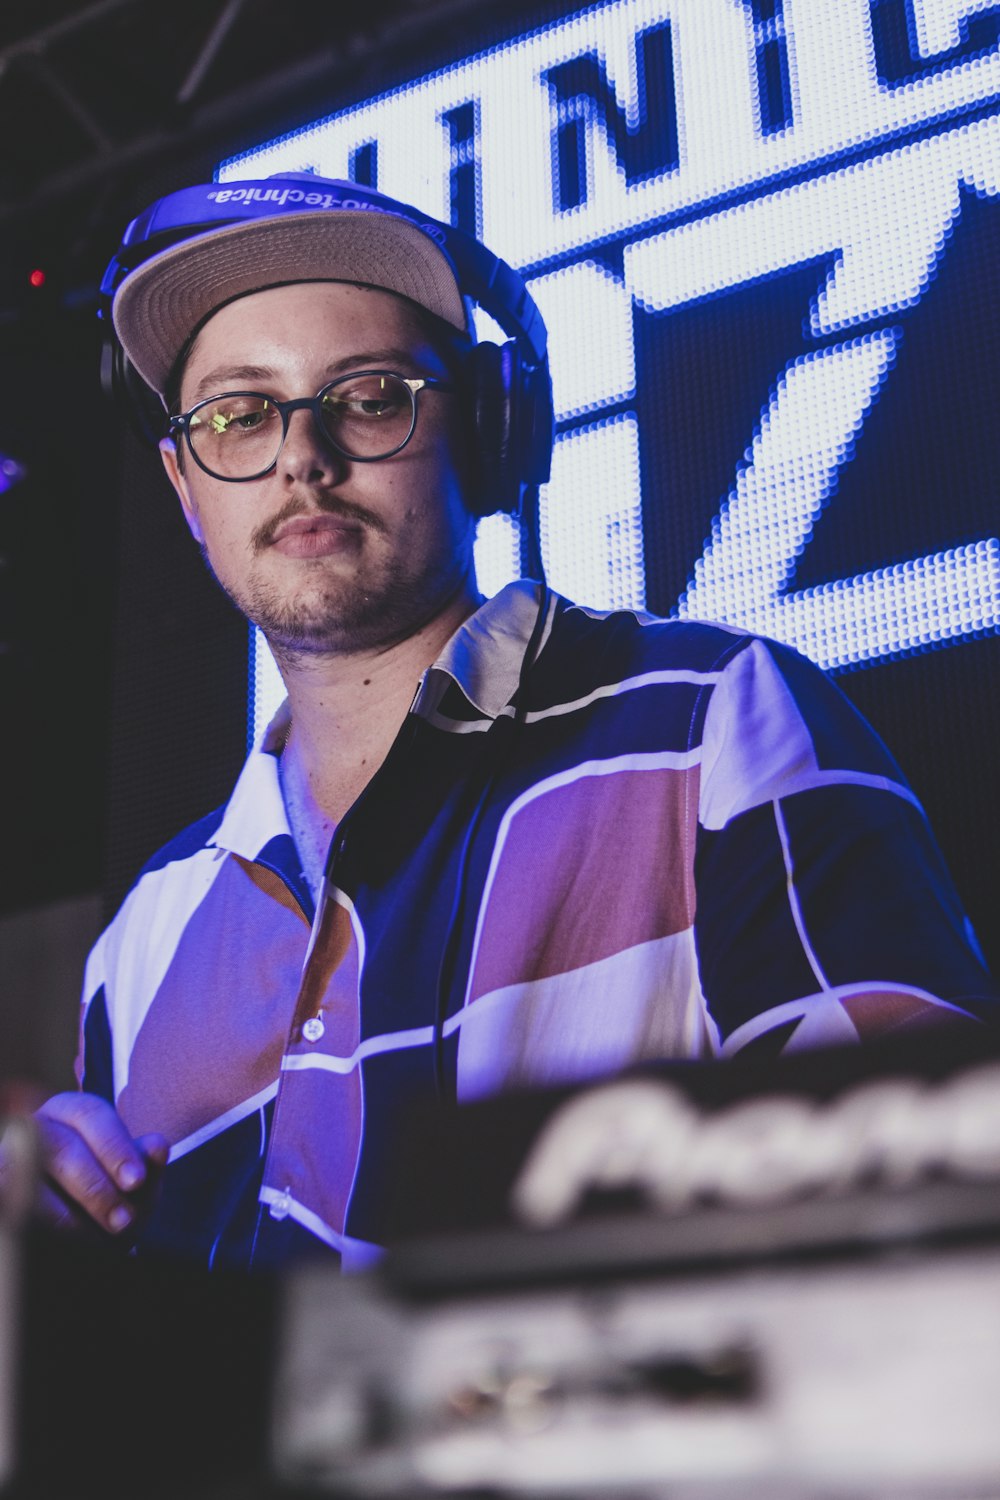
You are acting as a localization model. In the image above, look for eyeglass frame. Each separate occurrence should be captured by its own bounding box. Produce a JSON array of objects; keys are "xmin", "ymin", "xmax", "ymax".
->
[{"xmin": 166, "ymin": 370, "xmax": 455, "ymax": 482}]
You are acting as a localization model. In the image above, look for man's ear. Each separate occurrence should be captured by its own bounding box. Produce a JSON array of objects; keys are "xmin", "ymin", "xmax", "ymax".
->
[{"xmin": 159, "ymin": 436, "xmax": 204, "ymax": 544}]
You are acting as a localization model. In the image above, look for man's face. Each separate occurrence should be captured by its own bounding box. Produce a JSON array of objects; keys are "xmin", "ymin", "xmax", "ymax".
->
[{"xmin": 160, "ymin": 280, "xmax": 477, "ymax": 659}]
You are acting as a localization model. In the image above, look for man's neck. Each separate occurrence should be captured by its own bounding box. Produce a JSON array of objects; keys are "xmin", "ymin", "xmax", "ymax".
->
[{"xmin": 274, "ymin": 584, "xmax": 480, "ymax": 830}]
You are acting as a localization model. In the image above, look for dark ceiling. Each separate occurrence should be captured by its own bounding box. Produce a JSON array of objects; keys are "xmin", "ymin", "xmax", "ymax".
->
[{"xmin": 0, "ymin": 0, "xmax": 528, "ymax": 314}]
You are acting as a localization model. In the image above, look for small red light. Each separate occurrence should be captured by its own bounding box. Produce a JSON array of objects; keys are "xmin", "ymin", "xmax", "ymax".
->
[{"xmin": 28, "ymin": 269, "xmax": 45, "ymax": 288}]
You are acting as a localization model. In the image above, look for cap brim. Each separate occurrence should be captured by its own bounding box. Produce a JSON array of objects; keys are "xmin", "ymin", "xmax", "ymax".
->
[{"xmin": 112, "ymin": 210, "xmax": 469, "ymax": 397}]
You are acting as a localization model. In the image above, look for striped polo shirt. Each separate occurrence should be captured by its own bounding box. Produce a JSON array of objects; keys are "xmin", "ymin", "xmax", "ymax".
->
[{"xmin": 78, "ymin": 581, "xmax": 995, "ymax": 1268}]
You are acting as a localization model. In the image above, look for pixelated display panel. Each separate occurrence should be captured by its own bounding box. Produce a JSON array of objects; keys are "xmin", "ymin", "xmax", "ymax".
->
[{"xmin": 215, "ymin": 0, "xmax": 999, "ymax": 778}]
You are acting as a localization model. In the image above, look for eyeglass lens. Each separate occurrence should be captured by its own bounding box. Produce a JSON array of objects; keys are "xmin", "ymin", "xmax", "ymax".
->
[{"xmin": 186, "ymin": 372, "xmax": 416, "ymax": 478}]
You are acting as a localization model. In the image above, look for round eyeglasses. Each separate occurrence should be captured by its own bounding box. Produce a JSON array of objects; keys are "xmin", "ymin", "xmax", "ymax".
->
[{"xmin": 167, "ymin": 370, "xmax": 454, "ymax": 482}]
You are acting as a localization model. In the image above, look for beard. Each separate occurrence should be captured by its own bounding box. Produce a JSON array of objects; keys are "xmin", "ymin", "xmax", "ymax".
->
[
  {"xmin": 243, "ymin": 551, "xmax": 472, "ymax": 663},
  {"xmin": 203, "ymin": 492, "xmax": 477, "ymax": 664}
]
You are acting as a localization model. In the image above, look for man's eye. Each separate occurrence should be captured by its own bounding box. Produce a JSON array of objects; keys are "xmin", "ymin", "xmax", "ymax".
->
[
  {"xmin": 199, "ymin": 401, "xmax": 273, "ymax": 436},
  {"xmin": 325, "ymin": 375, "xmax": 410, "ymax": 420},
  {"xmin": 327, "ymin": 394, "xmax": 397, "ymax": 419}
]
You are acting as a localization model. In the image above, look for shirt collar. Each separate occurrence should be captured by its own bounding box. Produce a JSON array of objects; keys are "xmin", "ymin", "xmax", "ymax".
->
[
  {"xmin": 413, "ymin": 579, "xmax": 546, "ymax": 722},
  {"xmin": 210, "ymin": 698, "xmax": 292, "ymax": 861},
  {"xmin": 209, "ymin": 580, "xmax": 547, "ymax": 859}
]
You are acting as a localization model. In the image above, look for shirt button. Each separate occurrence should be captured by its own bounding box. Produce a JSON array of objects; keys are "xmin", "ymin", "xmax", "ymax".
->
[
  {"xmin": 303, "ymin": 1016, "xmax": 325, "ymax": 1043},
  {"xmin": 269, "ymin": 1186, "xmax": 292, "ymax": 1221}
]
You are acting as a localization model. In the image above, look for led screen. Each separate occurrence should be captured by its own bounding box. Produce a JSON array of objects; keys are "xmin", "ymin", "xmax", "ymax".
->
[{"xmin": 216, "ymin": 0, "xmax": 1000, "ymax": 768}]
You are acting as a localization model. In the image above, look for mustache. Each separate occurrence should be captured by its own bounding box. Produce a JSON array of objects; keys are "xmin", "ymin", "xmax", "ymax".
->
[{"xmin": 251, "ymin": 493, "xmax": 389, "ymax": 554}]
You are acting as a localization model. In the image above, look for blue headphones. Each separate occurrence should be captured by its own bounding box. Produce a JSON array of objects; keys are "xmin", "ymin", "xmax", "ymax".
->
[{"xmin": 100, "ymin": 178, "xmax": 554, "ymax": 521}]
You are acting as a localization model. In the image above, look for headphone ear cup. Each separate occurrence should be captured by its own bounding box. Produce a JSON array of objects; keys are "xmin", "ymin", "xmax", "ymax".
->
[
  {"xmin": 467, "ymin": 340, "xmax": 554, "ymax": 519},
  {"xmin": 519, "ymin": 356, "xmax": 555, "ymax": 489},
  {"xmin": 101, "ymin": 335, "xmax": 166, "ymax": 448},
  {"xmin": 467, "ymin": 340, "xmax": 515, "ymax": 517}
]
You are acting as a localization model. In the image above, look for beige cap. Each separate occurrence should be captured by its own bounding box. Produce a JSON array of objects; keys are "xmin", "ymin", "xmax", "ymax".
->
[{"xmin": 112, "ymin": 208, "xmax": 469, "ymax": 398}]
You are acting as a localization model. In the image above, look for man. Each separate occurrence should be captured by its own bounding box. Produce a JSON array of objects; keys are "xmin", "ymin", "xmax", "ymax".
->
[{"xmin": 35, "ymin": 177, "xmax": 996, "ymax": 1270}]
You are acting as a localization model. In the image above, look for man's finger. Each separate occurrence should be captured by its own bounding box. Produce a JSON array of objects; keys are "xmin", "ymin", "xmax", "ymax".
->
[
  {"xmin": 37, "ymin": 1092, "xmax": 149, "ymax": 1193},
  {"xmin": 35, "ymin": 1178, "xmax": 95, "ymax": 1235},
  {"xmin": 38, "ymin": 1116, "xmax": 136, "ymax": 1234},
  {"xmin": 35, "ymin": 1112, "xmax": 138, "ymax": 1235},
  {"xmin": 136, "ymin": 1132, "xmax": 171, "ymax": 1169}
]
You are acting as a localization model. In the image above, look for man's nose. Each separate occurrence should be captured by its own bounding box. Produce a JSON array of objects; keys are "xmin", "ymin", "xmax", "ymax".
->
[{"xmin": 277, "ymin": 405, "xmax": 348, "ymax": 485}]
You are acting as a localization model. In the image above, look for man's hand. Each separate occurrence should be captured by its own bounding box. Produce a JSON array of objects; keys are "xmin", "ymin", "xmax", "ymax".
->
[{"xmin": 34, "ymin": 1093, "xmax": 169, "ymax": 1240}]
